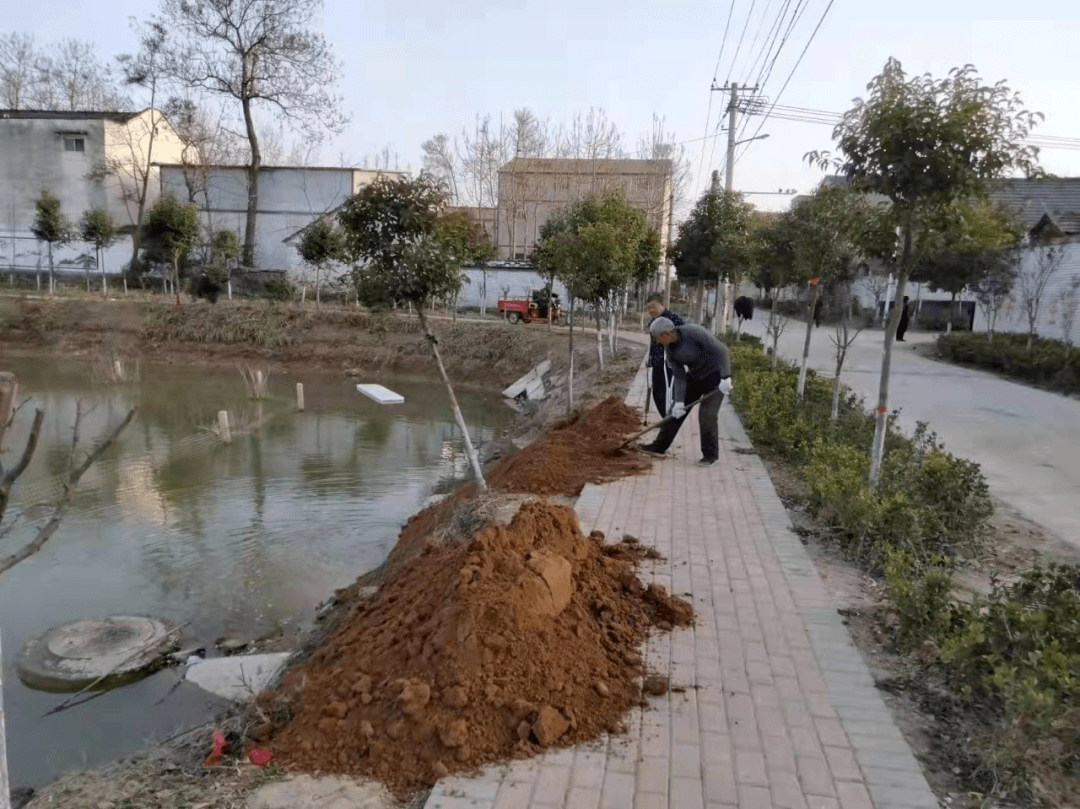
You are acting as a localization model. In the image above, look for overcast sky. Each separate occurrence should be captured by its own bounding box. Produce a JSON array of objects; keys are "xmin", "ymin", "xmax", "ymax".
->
[{"xmin": 9, "ymin": 0, "xmax": 1080, "ymax": 213}]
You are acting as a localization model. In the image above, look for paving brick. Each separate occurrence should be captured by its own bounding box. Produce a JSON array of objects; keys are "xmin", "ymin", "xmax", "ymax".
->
[
  {"xmin": 600, "ymin": 771, "xmax": 637, "ymax": 809},
  {"xmin": 814, "ymin": 717, "xmax": 849, "ymax": 748},
  {"xmin": 734, "ymin": 749, "xmax": 768, "ymax": 786},
  {"xmin": 669, "ymin": 776, "xmax": 705, "ymax": 809},
  {"xmin": 533, "ymin": 765, "xmax": 571, "ymax": 805},
  {"xmin": 493, "ymin": 779, "xmax": 535, "ymax": 809},
  {"xmin": 770, "ymin": 771, "xmax": 810, "ymax": 809},
  {"xmin": 637, "ymin": 756, "xmax": 670, "ymax": 795},
  {"xmin": 736, "ymin": 784, "xmax": 773, "ymax": 809},
  {"xmin": 834, "ymin": 781, "xmax": 874, "ymax": 809},
  {"xmin": 566, "ymin": 785, "xmax": 602, "ymax": 809},
  {"xmin": 636, "ymin": 794, "xmax": 669, "ymax": 809},
  {"xmin": 670, "ymin": 743, "xmax": 702, "ymax": 779},
  {"xmin": 796, "ymin": 755, "xmax": 836, "ymax": 798}
]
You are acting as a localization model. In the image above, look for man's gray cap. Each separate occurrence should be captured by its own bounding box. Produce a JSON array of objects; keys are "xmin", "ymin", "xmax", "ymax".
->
[{"xmin": 649, "ymin": 317, "xmax": 676, "ymax": 337}]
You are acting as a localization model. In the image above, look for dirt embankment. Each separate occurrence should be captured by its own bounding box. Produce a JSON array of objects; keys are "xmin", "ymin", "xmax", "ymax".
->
[{"xmin": 0, "ymin": 296, "xmax": 581, "ymax": 388}]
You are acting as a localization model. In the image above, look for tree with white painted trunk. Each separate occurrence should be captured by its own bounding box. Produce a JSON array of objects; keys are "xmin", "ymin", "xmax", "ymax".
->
[
  {"xmin": 808, "ymin": 58, "xmax": 1044, "ymax": 486},
  {"xmin": 338, "ymin": 174, "xmax": 487, "ymax": 491},
  {"xmin": 789, "ymin": 185, "xmax": 879, "ymax": 398}
]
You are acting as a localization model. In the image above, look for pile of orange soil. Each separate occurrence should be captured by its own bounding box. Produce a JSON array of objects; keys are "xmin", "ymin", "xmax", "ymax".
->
[
  {"xmin": 486, "ymin": 396, "xmax": 650, "ymax": 496},
  {"xmin": 265, "ymin": 502, "xmax": 691, "ymax": 795}
]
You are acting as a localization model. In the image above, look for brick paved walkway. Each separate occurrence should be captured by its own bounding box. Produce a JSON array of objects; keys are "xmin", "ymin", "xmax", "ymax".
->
[{"xmin": 425, "ymin": 359, "xmax": 939, "ymax": 809}]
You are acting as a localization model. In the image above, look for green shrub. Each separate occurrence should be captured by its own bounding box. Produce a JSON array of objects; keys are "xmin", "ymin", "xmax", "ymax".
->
[
  {"xmin": 937, "ymin": 332, "xmax": 1080, "ymax": 395},
  {"xmin": 264, "ymin": 278, "xmax": 293, "ymax": 302},
  {"xmin": 884, "ymin": 547, "xmax": 956, "ymax": 651}
]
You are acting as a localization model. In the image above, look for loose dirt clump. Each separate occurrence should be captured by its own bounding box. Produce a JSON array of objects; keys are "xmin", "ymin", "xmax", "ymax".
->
[
  {"xmin": 486, "ymin": 397, "xmax": 649, "ymax": 496},
  {"xmin": 264, "ymin": 501, "xmax": 691, "ymax": 796}
]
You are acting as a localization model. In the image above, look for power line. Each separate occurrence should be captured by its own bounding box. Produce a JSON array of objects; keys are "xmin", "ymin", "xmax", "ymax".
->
[
  {"xmin": 739, "ymin": 0, "xmax": 779, "ymax": 87},
  {"xmin": 744, "ymin": 0, "xmax": 794, "ymax": 88},
  {"xmin": 725, "ymin": 0, "xmax": 759, "ymax": 84},
  {"xmin": 696, "ymin": 1, "xmax": 741, "ymax": 192},
  {"xmin": 735, "ymin": 0, "xmax": 836, "ymax": 166}
]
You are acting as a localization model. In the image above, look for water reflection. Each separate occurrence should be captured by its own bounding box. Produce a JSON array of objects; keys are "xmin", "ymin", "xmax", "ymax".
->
[{"xmin": 0, "ymin": 357, "xmax": 512, "ymax": 788}]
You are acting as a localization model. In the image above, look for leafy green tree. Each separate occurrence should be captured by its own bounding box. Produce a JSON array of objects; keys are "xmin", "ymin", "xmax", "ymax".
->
[
  {"xmin": 296, "ymin": 217, "xmax": 344, "ymax": 308},
  {"xmin": 911, "ymin": 200, "xmax": 1023, "ymax": 333},
  {"xmin": 31, "ymin": 190, "xmax": 72, "ymax": 295},
  {"xmin": 434, "ymin": 209, "xmax": 494, "ymax": 321},
  {"xmin": 669, "ymin": 180, "xmax": 755, "ymax": 334},
  {"xmin": 337, "ymin": 173, "xmax": 486, "ymax": 491},
  {"xmin": 789, "ymin": 184, "xmax": 883, "ymax": 397},
  {"xmin": 807, "ymin": 58, "xmax": 1043, "ymax": 484},
  {"xmin": 143, "ymin": 193, "xmax": 201, "ymax": 305},
  {"xmin": 80, "ymin": 206, "xmax": 120, "ymax": 298}
]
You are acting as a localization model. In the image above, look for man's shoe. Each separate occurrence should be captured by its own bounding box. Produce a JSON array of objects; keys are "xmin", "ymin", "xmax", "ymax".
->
[
  {"xmin": 638, "ymin": 444, "xmax": 666, "ymax": 457},
  {"xmin": 698, "ymin": 458, "xmax": 717, "ymax": 467}
]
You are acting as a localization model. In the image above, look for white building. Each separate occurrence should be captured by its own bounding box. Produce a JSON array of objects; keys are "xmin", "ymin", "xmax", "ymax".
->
[
  {"xmin": 160, "ymin": 164, "xmax": 405, "ymax": 276},
  {"xmin": 0, "ymin": 108, "xmax": 187, "ymax": 278}
]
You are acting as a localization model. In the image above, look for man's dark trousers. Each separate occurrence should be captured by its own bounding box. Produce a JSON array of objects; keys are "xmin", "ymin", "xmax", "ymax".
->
[
  {"xmin": 650, "ymin": 362, "xmax": 672, "ymax": 418},
  {"xmin": 648, "ymin": 371, "xmax": 723, "ymax": 462}
]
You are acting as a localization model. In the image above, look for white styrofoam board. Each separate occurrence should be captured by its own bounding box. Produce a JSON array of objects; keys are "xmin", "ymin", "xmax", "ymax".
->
[
  {"xmin": 356, "ymin": 384, "xmax": 405, "ymax": 404},
  {"xmin": 502, "ymin": 360, "xmax": 553, "ymax": 399}
]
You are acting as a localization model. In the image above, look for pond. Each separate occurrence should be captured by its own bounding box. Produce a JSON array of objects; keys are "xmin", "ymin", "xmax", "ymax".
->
[{"xmin": 0, "ymin": 355, "xmax": 514, "ymax": 789}]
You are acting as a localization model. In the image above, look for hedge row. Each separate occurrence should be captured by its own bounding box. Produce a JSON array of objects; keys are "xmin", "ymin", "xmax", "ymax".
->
[{"xmin": 936, "ymin": 331, "xmax": 1080, "ymax": 395}]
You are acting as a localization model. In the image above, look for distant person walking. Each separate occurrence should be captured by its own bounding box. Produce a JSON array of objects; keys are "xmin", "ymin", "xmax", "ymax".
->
[
  {"xmin": 813, "ymin": 297, "xmax": 823, "ymax": 328},
  {"xmin": 896, "ymin": 296, "xmax": 911, "ymax": 341},
  {"xmin": 645, "ymin": 293, "xmax": 685, "ymax": 419},
  {"xmin": 639, "ymin": 318, "xmax": 733, "ymax": 467}
]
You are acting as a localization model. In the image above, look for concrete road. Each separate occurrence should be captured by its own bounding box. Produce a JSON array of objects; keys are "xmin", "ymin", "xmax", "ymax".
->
[{"xmin": 738, "ymin": 315, "xmax": 1080, "ymax": 548}]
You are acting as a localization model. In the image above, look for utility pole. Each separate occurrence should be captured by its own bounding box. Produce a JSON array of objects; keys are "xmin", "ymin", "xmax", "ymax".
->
[{"xmin": 726, "ymin": 83, "xmax": 739, "ymax": 192}]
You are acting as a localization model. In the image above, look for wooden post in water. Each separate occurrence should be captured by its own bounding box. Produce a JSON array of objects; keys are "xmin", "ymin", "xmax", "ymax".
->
[
  {"xmin": 218, "ymin": 410, "xmax": 232, "ymax": 443},
  {"xmin": 296, "ymin": 383, "xmax": 305, "ymax": 411},
  {"xmin": 0, "ymin": 372, "xmax": 16, "ymax": 453},
  {"xmin": 1, "ymin": 631, "xmax": 11, "ymax": 809}
]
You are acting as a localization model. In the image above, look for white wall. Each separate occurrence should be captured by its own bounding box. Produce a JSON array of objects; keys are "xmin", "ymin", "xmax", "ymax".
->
[
  {"xmin": 160, "ymin": 166, "xmax": 400, "ymax": 274},
  {"xmin": 458, "ymin": 267, "xmax": 567, "ymax": 309},
  {"xmin": 972, "ymin": 241, "xmax": 1080, "ymax": 341}
]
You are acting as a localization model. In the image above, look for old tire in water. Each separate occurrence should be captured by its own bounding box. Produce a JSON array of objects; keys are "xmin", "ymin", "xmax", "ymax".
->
[{"xmin": 17, "ymin": 615, "xmax": 180, "ymax": 692}]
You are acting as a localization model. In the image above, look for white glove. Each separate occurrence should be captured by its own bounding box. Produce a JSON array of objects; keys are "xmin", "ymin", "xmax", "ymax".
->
[
  {"xmin": 669, "ymin": 402, "xmax": 686, "ymax": 419},
  {"xmin": 719, "ymin": 377, "xmax": 734, "ymax": 396}
]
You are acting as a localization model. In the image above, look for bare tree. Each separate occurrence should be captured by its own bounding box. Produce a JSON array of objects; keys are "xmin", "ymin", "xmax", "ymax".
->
[
  {"xmin": 1, "ymin": 403, "xmax": 137, "ymax": 578},
  {"xmin": 154, "ymin": 0, "xmax": 349, "ymax": 269},
  {"xmin": 765, "ymin": 308, "xmax": 789, "ymax": 368},
  {"xmin": 0, "ymin": 33, "xmax": 38, "ymax": 110},
  {"xmin": 103, "ymin": 21, "xmax": 173, "ymax": 277},
  {"xmin": 859, "ymin": 271, "xmax": 891, "ymax": 325},
  {"xmin": 37, "ymin": 38, "xmax": 130, "ymax": 111},
  {"xmin": 503, "ymin": 108, "xmax": 550, "ymax": 259},
  {"xmin": 1018, "ymin": 241, "xmax": 1064, "ymax": 348},
  {"xmin": 829, "ymin": 282, "xmax": 866, "ymax": 420},
  {"xmin": 421, "ymin": 133, "xmax": 461, "ymax": 203}
]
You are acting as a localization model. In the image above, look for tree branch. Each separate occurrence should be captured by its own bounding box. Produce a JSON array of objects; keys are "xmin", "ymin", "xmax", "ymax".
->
[
  {"xmin": 1, "ymin": 408, "xmax": 45, "ymax": 488},
  {"xmin": 0, "ymin": 407, "xmax": 137, "ymax": 579}
]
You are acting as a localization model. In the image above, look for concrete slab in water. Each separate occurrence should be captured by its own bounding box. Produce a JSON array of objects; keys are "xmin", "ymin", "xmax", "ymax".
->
[
  {"xmin": 356, "ymin": 384, "xmax": 404, "ymax": 404},
  {"xmin": 247, "ymin": 774, "xmax": 400, "ymax": 809},
  {"xmin": 185, "ymin": 652, "xmax": 292, "ymax": 702},
  {"xmin": 17, "ymin": 616, "xmax": 179, "ymax": 691}
]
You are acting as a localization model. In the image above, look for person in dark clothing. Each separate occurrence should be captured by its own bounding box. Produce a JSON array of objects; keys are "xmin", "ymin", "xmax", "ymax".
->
[
  {"xmin": 813, "ymin": 297, "xmax": 823, "ymax": 328},
  {"xmin": 734, "ymin": 296, "xmax": 754, "ymax": 323},
  {"xmin": 896, "ymin": 296, "xmax": 910, "ymax": 341},
  {"xmin": 645, "ymin": 293, "xmax": 686, "ymax": 419},
  {"xmin": 639, "ymin": 318, "xmax": 733, "ymax": 467}
]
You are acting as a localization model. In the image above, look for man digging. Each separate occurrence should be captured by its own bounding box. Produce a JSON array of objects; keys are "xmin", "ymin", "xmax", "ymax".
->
[{"xmin": 638, "ymin": 318, "xmax": 733, "ymax": 467}]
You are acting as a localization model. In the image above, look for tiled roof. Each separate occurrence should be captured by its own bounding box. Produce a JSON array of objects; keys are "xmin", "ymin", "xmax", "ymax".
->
[
  {"xmin": 0, "ymin": 109, "xmax": 141, "ymax": 122},
  {"xmin": 990, "ymin": 178, "xmax": 1080, "ymax": 233}
]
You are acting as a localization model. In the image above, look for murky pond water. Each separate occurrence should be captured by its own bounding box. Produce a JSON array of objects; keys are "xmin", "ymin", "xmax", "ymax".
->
[{"xmin": 0, "ymin": 355, "xmax": 513, "ymax": 789}]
